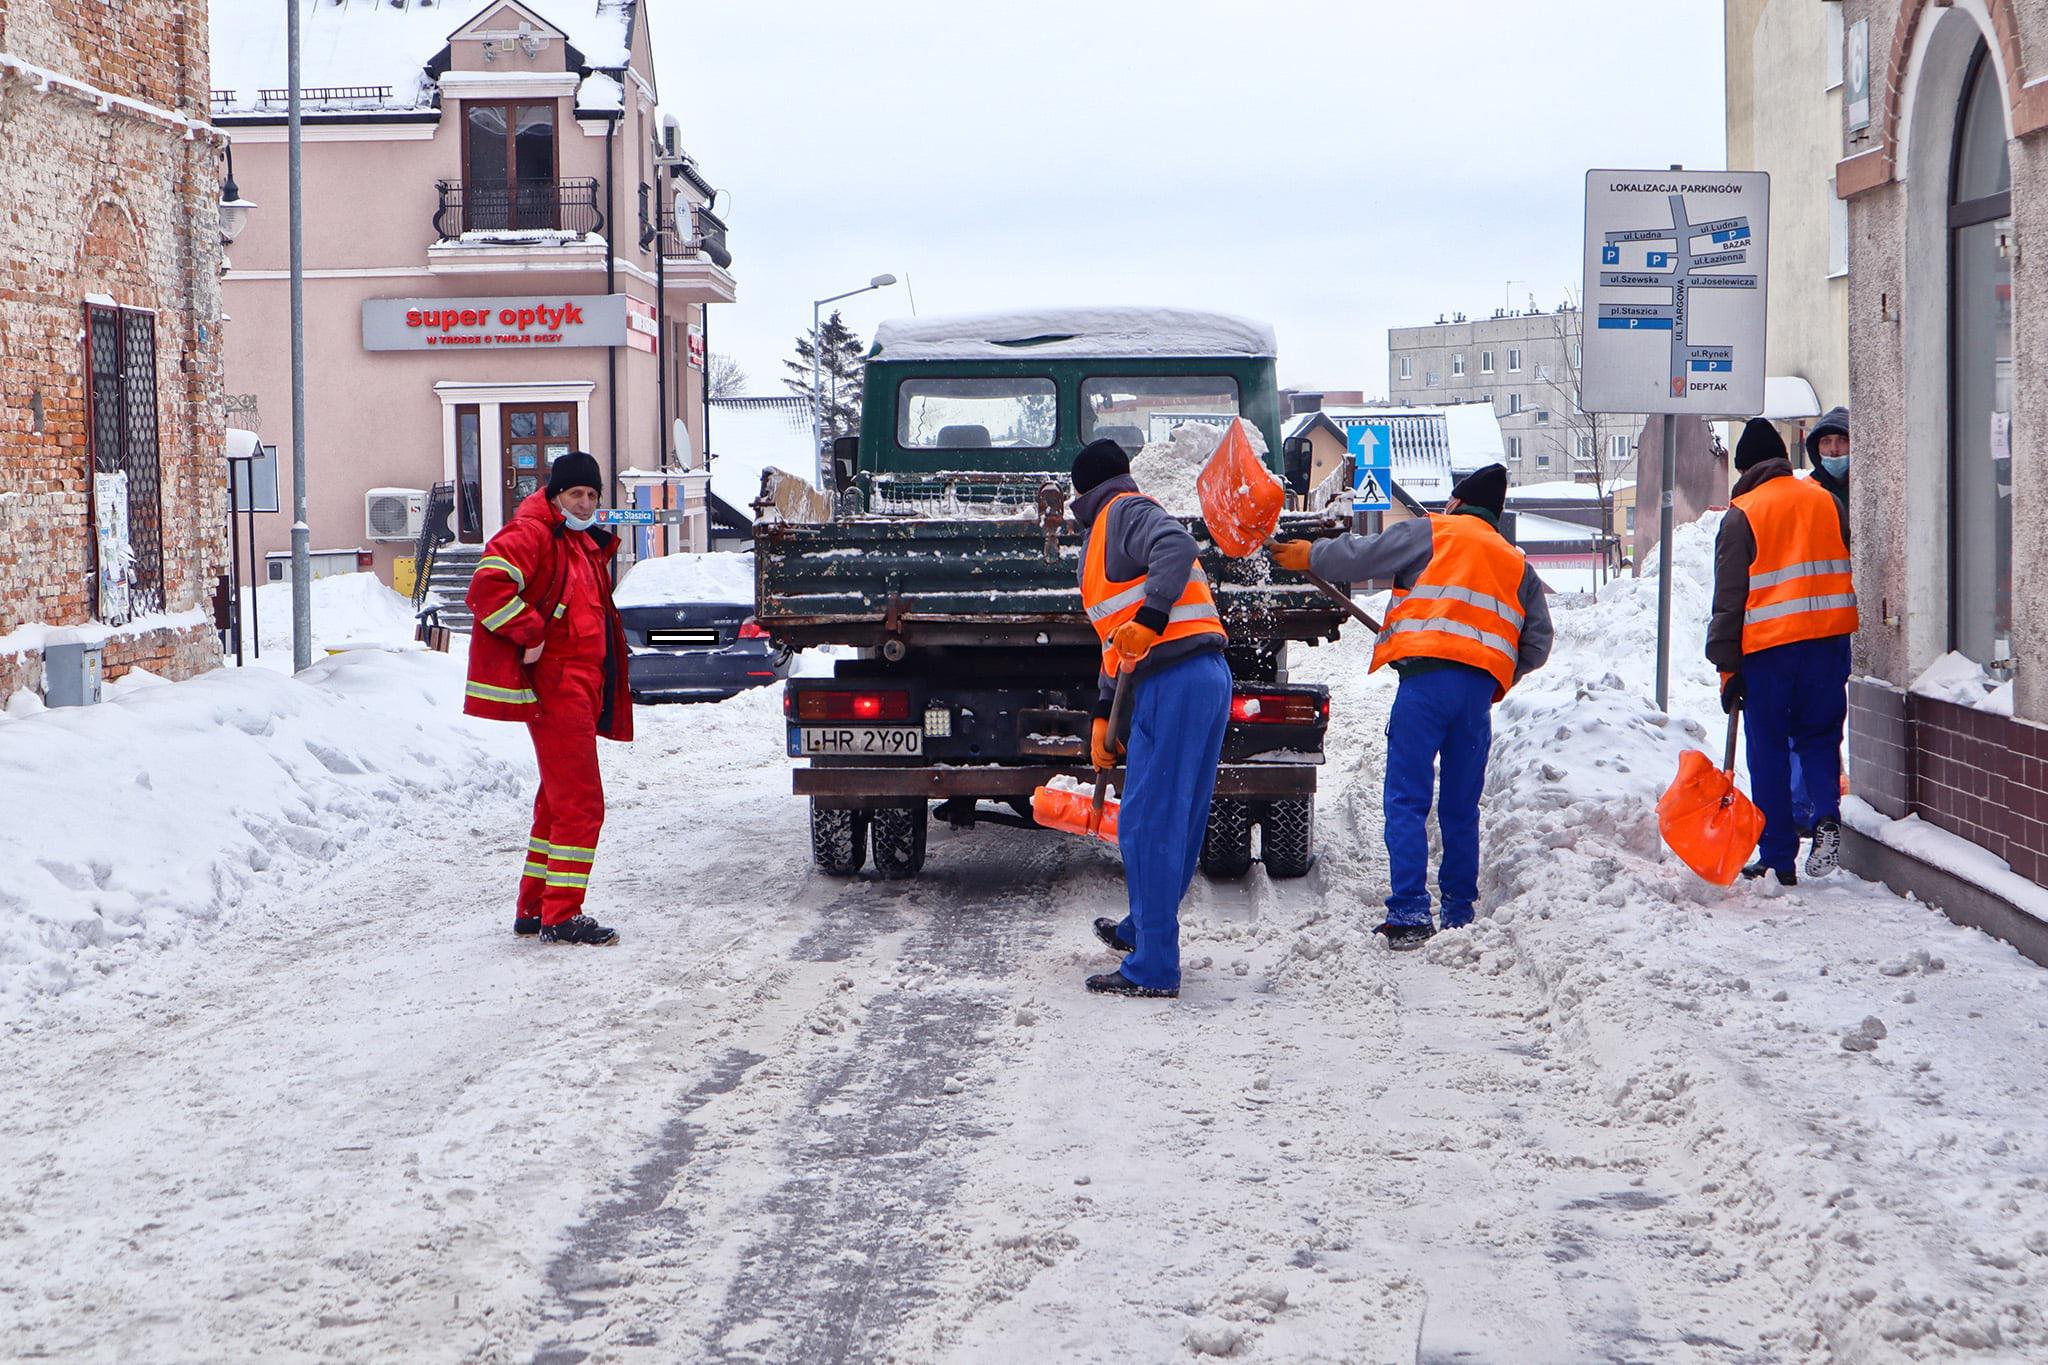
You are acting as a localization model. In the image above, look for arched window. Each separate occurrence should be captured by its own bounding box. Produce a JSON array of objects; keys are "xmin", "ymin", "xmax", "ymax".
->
[{"xmin": 1948, "ymin": 42, "xmax": 2013, "ymax": 671}]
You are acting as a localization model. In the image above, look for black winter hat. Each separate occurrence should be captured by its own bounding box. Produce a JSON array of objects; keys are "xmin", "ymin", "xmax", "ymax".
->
[
  {"xmin": 1071, "ymin": 437, "xmax": 1131, "ymax": 495},
  {"xmin": 1734, "ymin": 418, "xmax": 1787, "ymax": 472},
  {"xmin": 545, "ymin": 450, "xmax": 604, "ymax": 498},
  {"xmin": 1449, "ymin": 463, "xmax": 1508, "ymax": 516}
]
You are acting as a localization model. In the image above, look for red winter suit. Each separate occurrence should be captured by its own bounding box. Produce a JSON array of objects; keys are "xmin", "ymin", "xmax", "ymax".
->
[{"xmin": 464, "ymin": 492, "xmax": 633, "ymax": 925}]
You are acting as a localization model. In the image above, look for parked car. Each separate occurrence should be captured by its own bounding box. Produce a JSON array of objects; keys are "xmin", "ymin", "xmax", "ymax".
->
[{"xmin": 613, "ymin": 552, "xmax": 788, "ymax": 703}]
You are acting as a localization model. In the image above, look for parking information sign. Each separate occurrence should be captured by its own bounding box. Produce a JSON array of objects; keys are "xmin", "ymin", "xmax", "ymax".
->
[
  {"xmin": 1581, "ymin": 169, "xmax": 1769, "ymax": 416},
  {"xmin": 1348, "ymin": 422, "xmax": 1392, "ymax": 512}
]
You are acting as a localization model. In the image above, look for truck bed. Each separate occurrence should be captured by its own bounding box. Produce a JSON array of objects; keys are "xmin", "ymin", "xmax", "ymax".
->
[{"xmin": 755, "ymin": 511, "xmax": 1351, "ymax": 651}]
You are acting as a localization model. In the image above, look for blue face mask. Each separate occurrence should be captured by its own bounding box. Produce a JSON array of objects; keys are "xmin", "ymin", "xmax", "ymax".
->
[
  {"xmin": 1820, "ymin": 454, "xmax": 1849, "ymax": 479},
  {"xmin": 561, "ymin": 510, "xmax": 598, "ymax": 531}
]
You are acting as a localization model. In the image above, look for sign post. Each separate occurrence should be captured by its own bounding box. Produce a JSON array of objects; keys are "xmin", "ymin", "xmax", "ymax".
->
[{"xmin": 1581, "ymin": 167, "xmax": 1769, "ymax": 711}]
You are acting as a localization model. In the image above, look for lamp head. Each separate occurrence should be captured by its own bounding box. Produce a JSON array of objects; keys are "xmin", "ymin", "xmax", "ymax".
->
[{"xmin": 870, "ymin": 273, "xmax": 897, "ymax": 288}]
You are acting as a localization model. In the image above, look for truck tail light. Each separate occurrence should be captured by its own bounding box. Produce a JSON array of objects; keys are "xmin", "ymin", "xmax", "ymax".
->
[
  {"xmin": 737, "ymin": 618, "xmax": 769, "ymax": 639},
  {"xmin": 794, "ymin": 689, "xmax": 912, "ymax": 723},
  {"xmin": 1230, "ymin": 691, "xmax": 1321, "ymax": 725}
]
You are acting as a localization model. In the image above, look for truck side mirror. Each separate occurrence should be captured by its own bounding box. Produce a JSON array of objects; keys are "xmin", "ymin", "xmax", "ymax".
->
[
  {"xmin": 830, "ymin": 435, "xmax": 860, "ymax": 491},
  {"xmin": 1282, "ymin": 437, "xmax": 1312, "ymax": 496}
]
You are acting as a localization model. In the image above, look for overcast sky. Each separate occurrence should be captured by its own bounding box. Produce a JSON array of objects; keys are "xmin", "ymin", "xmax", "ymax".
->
[{"xmin": 651, "ymin": 0, "xmax": 1726, "ymax": 398}]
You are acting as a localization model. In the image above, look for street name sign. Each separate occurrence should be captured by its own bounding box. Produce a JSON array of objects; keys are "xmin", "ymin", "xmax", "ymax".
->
[{"xmin": 1581, "ymin": 170, "xmax": 1769, "ymax": 416}]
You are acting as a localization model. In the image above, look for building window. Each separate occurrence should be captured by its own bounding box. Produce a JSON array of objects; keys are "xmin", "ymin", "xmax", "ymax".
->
[
  {"xmin": 1480, "ymin": 350, "xmax": 1495, "ymax": 374},
  {"xmin": 1507, "ymin": 436, "xmax": 1523, "ymax": 461},
  {"xmin": 84, "ymin": 303, "xmax": 164, "ymax": 621},
  {"xmin": 1508, "ymin": 393, "xmax": 1522, "ymax": 415},
  {"xmin": 1452, "ymin": 353, "xmax": 1466, "ymax": 376},
  {"xmin": 1825, "ymin": 1, "xmax": 1846, "ymax": 91},
  {"xmin": 1535, "ymin": 364, "xmax": 1551, "ymax": 382},
  {"xmin": 461, "ymin": 101, "xmax": 560, "ymax": 230},
  {"xmin": 1426, "ymin": 371, "xmax": 1440, "ymax": 388},
  {"xmin": 1399, "ymin": 357, "xmax": 1413, "ymax": 380},
  {"xmin": 1625, "ymin": 506, "xmax": 1636, "ymax": 532},
  {"xmin": 1947, "ymin": 42, "xmax": 2013, "ymax": 670},
  {"xmin": 456, "ymin": 405, "xmax": 484, "ymax": 542},
  {"xmin": 1534, "ymin": 408, "xmax": 1550, "ymax": 425},
  {"xmin": 1611, "ymin": 433, "xmax": 1632, "ymax": 461},
  {"xmin": 1536, "ymin": 450, "xmax": 1552, "ymax": 470},
  {"xmin": 1507, "ymin": 348, "xmax": 1523, "ymax": 372},
  {"xmin": 1578, "ymin": 435, "xmax": 1595, "ymax": 460}
]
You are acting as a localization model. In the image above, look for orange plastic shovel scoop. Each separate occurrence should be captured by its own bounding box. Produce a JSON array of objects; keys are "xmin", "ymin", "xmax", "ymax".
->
[
  {"xmin": 1657, "ymin": 709, "xmax": 1766, "ymax": 885},
  {"xmin": 1196, "ymin": 417, "xmax": 1285, "ymax": 557}
]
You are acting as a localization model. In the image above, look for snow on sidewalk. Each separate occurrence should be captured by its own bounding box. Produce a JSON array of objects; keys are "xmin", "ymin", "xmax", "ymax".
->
[{"xmin": 0, "ymin": 648, "xmax": 526, "ymax": 1012}]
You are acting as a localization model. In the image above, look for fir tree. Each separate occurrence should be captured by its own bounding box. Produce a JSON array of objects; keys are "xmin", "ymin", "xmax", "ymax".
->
[{"xmin": 782, "ymin": 310, "xmax": 869, "ymax": 442}]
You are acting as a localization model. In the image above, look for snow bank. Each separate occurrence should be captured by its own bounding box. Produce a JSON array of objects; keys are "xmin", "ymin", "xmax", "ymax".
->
[
  {"xmin": 244, "ymin": 571, "xmax": 421, "ymax": 658},
  {"xmin": 0, "ymin": 651, "xmax": 523, "ymax": 1013},
  {"xmin": 613, "ymin": 552, "xmax": 757, "ymax": 609},
  {"xmin": 1127, "ymin": 419, "xmax": 1268, "ymax": 517}
]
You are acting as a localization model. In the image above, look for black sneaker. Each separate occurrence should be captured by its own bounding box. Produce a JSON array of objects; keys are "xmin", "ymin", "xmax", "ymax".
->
[
  {"xmin": 1740, "ymin": 862, "xmax": 1798, "ymax": 887},
  {"xmin": 539, "ymin": 915, "xmax": 620, "ymax": 946},
  {"xmin": 1804, "ymin": 820, "xmax": 1842, "ymax": 878},
  {"xmin": 1373, "ymin": 922, "xmax": 1436, "ymax": 952},
  {"xmin": 1085, "ymin": 969, "xmax": 1177, "ymax": 999},
  {"xmin": 514, "ymin": 915, "xmax": 542, "ymax": 937},
  {"xmin": 1093, "ymin": 917, "xmax": 1132, "ymax": 954}
]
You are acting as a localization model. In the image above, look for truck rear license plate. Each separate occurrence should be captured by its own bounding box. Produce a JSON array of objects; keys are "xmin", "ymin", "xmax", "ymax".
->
[{"xmin": 796, "ymin": 726, "xmax": 923, "ymax": 757}]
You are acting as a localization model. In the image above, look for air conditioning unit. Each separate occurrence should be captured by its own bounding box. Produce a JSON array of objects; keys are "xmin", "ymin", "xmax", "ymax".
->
[
  {"xmin": 661, "ymin": 115, "xmax": 681, "ymax": 159},
  {"xmin": 365, "ymin": 487, "xmax": 426, "ymax": 541}
]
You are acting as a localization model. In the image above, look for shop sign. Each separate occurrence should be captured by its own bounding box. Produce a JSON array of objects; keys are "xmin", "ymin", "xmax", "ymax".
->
[
  {"xmin": 625, "ymin": 297, "xmax": 658, "ymax": 355},
  {"xmin": 362, "ymin": 294, "xmax": 630, "ymax": 351},
  {"xmin": 687, "ymin": 323, "xmax": 706, "ymax": 371}
]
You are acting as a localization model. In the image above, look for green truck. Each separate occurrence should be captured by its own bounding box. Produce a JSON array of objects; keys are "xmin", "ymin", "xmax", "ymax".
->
[{"xmin": 754, "ymin": 308, "xmax": 1352, "ymax": 880}]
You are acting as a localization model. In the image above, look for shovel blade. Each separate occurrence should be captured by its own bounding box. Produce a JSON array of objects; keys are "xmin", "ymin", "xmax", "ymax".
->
[
  {"xmin": 1656, "ymin": 749, "xmax": 1766, "ymax": 886},
  {"xmin": 1031, "ymin": 783, "xmax": 1120, "ymax": 844},
  {"xmin": 1196, "ymin": 417, "xmax": 1285, "ymax": 557}
]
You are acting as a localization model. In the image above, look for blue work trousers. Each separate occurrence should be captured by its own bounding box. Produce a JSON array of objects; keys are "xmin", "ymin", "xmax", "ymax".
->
[
  {"xmin": 1113, "ymin": 650, "xmax": 1232, "ymax": 991},
  {"xmin": 1384, "ymin": 665, "xmax": 1496, "ymax": 928},
  {"xmin": 1742, "ymin": 635, "xmax": 1850, "ymax": 874}
]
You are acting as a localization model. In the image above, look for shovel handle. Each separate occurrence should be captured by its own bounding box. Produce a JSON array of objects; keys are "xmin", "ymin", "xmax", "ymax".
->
[
  {"xmin": 1090, "ymin": 668, "xmax": 1135, "ymax": 833},
  {"xmin": 1723, "ymin": 703, "xmax": 1742, "ymax": 774},
  {"xmin": 1304, "ymin": 566, "xmax": 1383, "ymax": 634}
]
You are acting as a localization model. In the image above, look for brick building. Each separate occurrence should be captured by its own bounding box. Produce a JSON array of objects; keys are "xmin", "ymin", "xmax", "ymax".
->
[{"xmin": 0, "ymin": 1, "xmax": 228, "ymax": 705}]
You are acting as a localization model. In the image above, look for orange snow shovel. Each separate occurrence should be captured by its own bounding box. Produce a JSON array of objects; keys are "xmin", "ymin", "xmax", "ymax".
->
[
  {"xmin": 1657, "ymin": 707, "xmax": 1766, "ymax": 885},
  {"xmin": 1031, "ymin": 668, "xmax": 1132, "ymax": 843},
  {"xmin": 1196, "ymin": 418, "xmax": 1286, "ymax": 556}
]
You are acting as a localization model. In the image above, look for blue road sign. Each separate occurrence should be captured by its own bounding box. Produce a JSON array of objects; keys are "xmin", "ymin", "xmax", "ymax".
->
[
  {"xmin": 1348, "ymin": 422, "xmax": 1392, "ymax": 512},
  {"xmin": 1646, "ymin": 251, "xmax": 1672, "ymax": 268},
  {"xmin": 599, "ymin": 509, "xmax": 658, "ymax": 526},
  {"xmin": 1601, "ymin": 245, "xmax": 1620, "ymax": 266}
]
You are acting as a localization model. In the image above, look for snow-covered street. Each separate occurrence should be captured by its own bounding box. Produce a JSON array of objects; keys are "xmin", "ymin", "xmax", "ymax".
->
[{"xmin": 5, "ymin": 547, "xmax": 2048, "ymax": 1363}]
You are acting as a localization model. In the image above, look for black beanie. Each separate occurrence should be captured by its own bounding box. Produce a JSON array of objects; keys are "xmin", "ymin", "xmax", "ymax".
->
[
  {"xmin": 545, "ymin": 450, "xmax": 604, "ymax": 498},
  {"xmin": 1734, "ymin": 418, "xmax": 1787, "ymax": 472},
  {"xmin": 1071, "ymin": 437, "xmax": 1131, "ymax": 495},
  {"xmin": 1450, "ymin": 463, "xmax": 1508, "ymax": 516}
]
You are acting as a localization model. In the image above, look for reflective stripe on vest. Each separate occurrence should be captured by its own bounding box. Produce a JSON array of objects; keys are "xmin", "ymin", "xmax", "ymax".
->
[
  {"xmin": 1081, "ymin": 492, "xmax": 1227, "ymax": 675},
  {"xmin": 1733, "ymin": 474, "xmax": 1858, "ymax": 653},
  {"xmin": 1368, "ymin": 513, "xmax": 1528, "ymax": 701}
]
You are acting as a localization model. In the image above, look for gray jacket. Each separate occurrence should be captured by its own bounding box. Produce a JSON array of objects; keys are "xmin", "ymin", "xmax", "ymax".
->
[
  {"xmin": 1072, "ymin": 474, "xmax": 1226, "ymax": 716},
  {"xmin": 1706, "ymin": 457, "xmax": 1855, "ymax": 674},
  {"xmin": 1308, "ymin": 511, "xmax": 1553, "ymax": 683}
]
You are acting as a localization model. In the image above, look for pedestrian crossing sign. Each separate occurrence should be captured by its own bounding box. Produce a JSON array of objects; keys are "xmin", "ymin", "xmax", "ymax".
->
[{"xmin": 1347, "ymin": 422, "xmax": 1393, "ymax": 512}]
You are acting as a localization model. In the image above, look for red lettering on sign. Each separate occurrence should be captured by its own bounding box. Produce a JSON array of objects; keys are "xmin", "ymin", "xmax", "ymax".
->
[
  {"xmin": 405, "ymin": 310, "xmax": 421, "ymax": 327},
  {"xmin": 563, "ymin": 303, "xmax": 583, "ymax": 326},
  {"xmin": 498, "ymin": 308, "xmax": 516, "ymax": 326}
]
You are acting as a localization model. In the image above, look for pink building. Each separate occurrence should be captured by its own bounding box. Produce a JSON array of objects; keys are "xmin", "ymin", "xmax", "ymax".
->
[{"xmin": 213, "ymin": 0, "xmax": 735, "ymax": 602}]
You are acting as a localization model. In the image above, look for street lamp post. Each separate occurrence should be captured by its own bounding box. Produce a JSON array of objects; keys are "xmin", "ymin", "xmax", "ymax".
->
[{"xmin": 811, "ymin": 274, "xmax": 897, "ymax": 486}]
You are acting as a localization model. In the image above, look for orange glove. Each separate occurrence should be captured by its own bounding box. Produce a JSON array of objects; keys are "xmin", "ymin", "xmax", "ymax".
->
[
  {"xmin": 1090, "ymin": 717, "xmax": 1124, "ymax": 770},
  {"xmin": 1109, "ymin": 620, "xmax": 1160, "ymax": 664},
  {"xmin": 1270, "ymin": 539, "xmax": 1314, "ymax": 573}
]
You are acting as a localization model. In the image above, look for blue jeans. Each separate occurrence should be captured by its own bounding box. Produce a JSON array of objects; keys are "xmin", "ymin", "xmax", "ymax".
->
[
  {"xmin": 1383, "ymin": 665, "xmax": 1495, "ymax": 928},
  {"xmin": 1113, "ymin": 650, "xmax": 1232, "ymax": 990},
  {"xmin": 1743, "ymin": 635, "xmax": 1851, "ymax": 873}
]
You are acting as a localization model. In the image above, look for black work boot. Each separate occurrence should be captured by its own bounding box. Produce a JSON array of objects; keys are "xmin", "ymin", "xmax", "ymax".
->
[
  {"xmin": 1093, "ymin": 917, "xmax": 1132, "ymax": 954},
  {"xmin": 1740, "ymin": 862, "xmax": 1797, "ymax": 887},
  {"xmin": 514, "ymin": 914, "xmax": 542, "ymax": 937},
  {"xmin": 1373, "ymin": 922, "xmax": 1436, "ymax": 952},
  {"xmin": 1085, "ymin": 969, "xmax": 1177, "ymax": 999},
  {"xmin": 540, "ymin": 914, "xmax": 620, "ymax": 946}
]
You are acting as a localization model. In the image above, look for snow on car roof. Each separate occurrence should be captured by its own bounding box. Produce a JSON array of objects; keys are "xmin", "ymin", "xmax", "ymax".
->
[
  {"xmin": 870, "ymin": 308, "xmax": 1277, "ymax": 362},
  {"xmin": 209, "ymin": 0, "xmax": 634, "ymax": 115},
  {"xmin": 613, "ymin": 552, "xmax": 756, "ymax": 610}
]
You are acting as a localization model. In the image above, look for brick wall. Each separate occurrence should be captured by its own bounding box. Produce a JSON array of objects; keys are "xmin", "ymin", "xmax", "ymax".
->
[
  {"xmin": 1849, "ymin": 677, "xmax": 2048, "ymax": 885},
  {"xmin": 0, "ymin": 0, "xmax": 227, "ymax": 705}
]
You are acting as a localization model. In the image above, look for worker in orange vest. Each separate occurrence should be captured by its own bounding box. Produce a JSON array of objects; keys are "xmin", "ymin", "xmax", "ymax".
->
[
  {"xmin": 1071, "ymin": 437, "xmax": 1232, "ymax": 998},
  {"xmin": 1273, "ymin": 465, "xmax": 1552, "ymax": 949},
  {"xmin": 1709, "ymin": 419, "xmax": 1859, "ymax": 885}
]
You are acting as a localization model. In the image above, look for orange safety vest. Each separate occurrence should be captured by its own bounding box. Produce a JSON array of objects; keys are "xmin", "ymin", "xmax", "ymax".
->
[
  {"xmin": 1369, "ymin": 513, "xmax": 1528, "ymax": 701},
  {"xmin": 1733, "ymin": 474, "xmax": 1858, "ymax": 653},
  {"xmin": 1081, "ymin": 492, "xmax": 1227, "ymax": 676}
]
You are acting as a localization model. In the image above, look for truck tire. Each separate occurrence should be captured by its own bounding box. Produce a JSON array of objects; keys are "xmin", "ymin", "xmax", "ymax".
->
[
  {"xmin": 870, "ymin": 803, "xmax": 928, "ymax": 879},
  {"xmin": 1261, "ymin": 798, "xmax": 1315, "ymax": 878},
  {"xmin": 1201, "ymin": 798, "xmax": 1254, "ymax": 879},
  {"xmin": 810, "ymin": 802, "xmax": 869, "ymax": 876}
]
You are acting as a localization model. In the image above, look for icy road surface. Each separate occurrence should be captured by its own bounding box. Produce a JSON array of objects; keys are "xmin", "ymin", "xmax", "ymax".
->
[{"xmin": 6, "ymin": 546, "xmax": 2048, "ymax": 1361}]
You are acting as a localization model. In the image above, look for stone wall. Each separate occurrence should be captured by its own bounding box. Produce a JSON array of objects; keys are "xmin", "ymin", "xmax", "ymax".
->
[{"xmin": 0, "ymin": 0, "xmax": 226, "ymax": 705}]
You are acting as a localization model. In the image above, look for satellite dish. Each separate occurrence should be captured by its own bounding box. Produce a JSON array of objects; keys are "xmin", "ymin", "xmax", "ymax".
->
[{"xmin": 672, "ymin": 418, "xmax": 695, "ymax": 469}]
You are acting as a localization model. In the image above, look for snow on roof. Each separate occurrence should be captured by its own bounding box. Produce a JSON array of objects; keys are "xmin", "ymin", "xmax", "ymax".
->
[
  {"xmin": 870, "ymin": 308, "xmax": 1276, "ymax": 362},
  {"xmin": 1318, "ymin": 402, "xmax": 1506, "ymax": 500},
  {"xmin": 707, "ymin": 397, "xmax": 815, "ymax": 522},
  {"xmin": 209, "ymin": 0, "xmax": 634, "ymax": 115},
  {"xmin": 1508, "ymin": 479, "xmax": 1607, "ymax": 502},
  {"xmin": 1510, "ymin": 511, "xmax": 1597, "ymax": 543},
  {"xmin": 1763, "ymin": 375, "xmax": 1822, "ymax": 422}
]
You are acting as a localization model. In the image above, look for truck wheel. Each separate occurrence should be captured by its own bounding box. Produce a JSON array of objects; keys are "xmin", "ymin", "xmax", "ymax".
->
[
  {"xmin": 1201, "ymin": 798, "xmax": 1254, "ymax": 880},
  {"xmin": 1261, "ymin": 799, "xmax": 1315, "ymax": 878},
  {"xmin": 870, "ymin": 803, "xmax": 928, "ymax": 879},
  {"xmin": 811, "ymin": 802, "xmax": 869, "ymax": 876}
]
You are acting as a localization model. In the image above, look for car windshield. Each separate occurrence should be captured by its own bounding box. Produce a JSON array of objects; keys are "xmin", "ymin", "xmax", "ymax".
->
[
  {"xmin": 1080, "ymin": 375, "xmax": 1240, "ymax": 452},
  {"xmin": 897, "ymin": 377, "xmax": 1058, "ymax": 450}
]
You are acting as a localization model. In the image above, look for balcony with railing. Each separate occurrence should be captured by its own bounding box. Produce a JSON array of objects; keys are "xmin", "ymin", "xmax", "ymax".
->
[
  {"xmin": 433, "ymin": 177, "xmax": 604, "ymax": 239},
  {"xmin": 636, "ymin": 187, "xmax": 737, "ymax": 301}
]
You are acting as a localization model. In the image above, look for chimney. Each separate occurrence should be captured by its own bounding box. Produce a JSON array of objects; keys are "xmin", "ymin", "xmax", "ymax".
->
[{"xmin": 1289, "ymin": 391, "xmax": 1325, "ymax": 415}]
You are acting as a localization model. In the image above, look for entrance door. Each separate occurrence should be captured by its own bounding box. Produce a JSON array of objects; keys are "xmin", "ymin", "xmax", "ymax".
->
[{"xmin": 503, "ymin": 404, "xmax": 578, "ymax": 511}]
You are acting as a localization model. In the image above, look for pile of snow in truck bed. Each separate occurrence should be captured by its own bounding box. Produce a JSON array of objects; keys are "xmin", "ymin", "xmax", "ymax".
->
[{"xmin": 1127, "ymin": 419, "xmax": 1269, "ymax": 518}]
